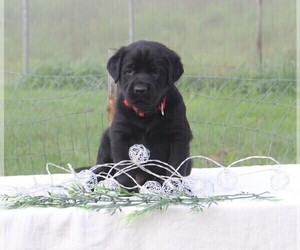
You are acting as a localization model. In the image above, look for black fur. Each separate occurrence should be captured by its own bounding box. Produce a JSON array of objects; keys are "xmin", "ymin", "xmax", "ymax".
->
[{"xmin": 79, "ymin": 41, "xmax": 192, "ymax": 190}]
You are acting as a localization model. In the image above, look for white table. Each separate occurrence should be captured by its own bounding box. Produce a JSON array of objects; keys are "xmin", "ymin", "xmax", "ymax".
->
[{"xmin": 1, "ymin": 164, "xmax": 300, "ymax": 250}]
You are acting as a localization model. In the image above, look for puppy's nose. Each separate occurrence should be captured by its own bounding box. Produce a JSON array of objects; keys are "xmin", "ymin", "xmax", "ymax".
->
[{"xmin": 134, "ymin": 85, "xmax": 147, "ymax": 95}]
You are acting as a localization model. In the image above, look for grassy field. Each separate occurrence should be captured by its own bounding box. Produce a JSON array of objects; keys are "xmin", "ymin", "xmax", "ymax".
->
[
  {"xmin": 4, "ymin": 73, "xmax": 296, "ymax": 175},
  {"xmin": 3, "ymin": 0, "xmax": 296, "ymax": 175},
  {"xmin": 4, "ymin": 0, "xmax": 296, "ymax": 76},
  {"xmin": 182, "ymin": 77, "xmax": 296, "ymax": 164}
]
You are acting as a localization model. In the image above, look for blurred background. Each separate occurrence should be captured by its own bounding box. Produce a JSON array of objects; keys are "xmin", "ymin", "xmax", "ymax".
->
[
  {"xmin": 3, "ymin": 0, "xmax": 296, "ymax": 175},
  {"xmin": 5, "ymin": 0, "xmax": 296, "ymax": 76}
]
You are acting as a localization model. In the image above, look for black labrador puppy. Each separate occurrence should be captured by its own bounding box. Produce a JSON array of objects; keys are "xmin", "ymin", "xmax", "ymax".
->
[{"xmin": 80, "ymin": 41, "xmax": 192, "ymax": 189}]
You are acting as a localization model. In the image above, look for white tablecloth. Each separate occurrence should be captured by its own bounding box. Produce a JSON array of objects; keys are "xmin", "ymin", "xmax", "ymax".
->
[{"xmin": 1, "ymin": 164, "xmax": 300, "ymax": 250}]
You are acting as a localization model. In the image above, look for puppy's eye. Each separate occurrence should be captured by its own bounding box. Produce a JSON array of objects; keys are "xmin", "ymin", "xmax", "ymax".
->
[{"xmin": 125, "ymin": 68, "xmax": 134, "ymax": 76}]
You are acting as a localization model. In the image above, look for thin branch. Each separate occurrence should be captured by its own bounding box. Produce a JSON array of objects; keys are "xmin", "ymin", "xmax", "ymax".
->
[{"xmin": 0, "ymin": 184, "xmax": 276, "ymax": 219}]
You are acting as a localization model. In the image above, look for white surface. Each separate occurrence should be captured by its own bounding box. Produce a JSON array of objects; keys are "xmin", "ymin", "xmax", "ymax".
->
[{"xmin": 1, "ymin": 164, "xmax": 300, "ymax": 250}]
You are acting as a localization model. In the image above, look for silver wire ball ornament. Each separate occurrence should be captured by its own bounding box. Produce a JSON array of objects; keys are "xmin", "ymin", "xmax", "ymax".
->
[
  {"xmin": 128, "ymin": 144, "xmax": 150, "ymax": 164},
  {"xmin": 217, "ymin": 168, "xmax": 238, "ymax": 192},
  {"xmin": 182, "ymin": 176, "xmax": 214, "ymax": 197},
  {"xmin": 99, "ymin": 178, "xmax": 120, "ymax": 190},
  {"xmin": 140, "ymin": 181, "xmax": 162, "ymax": 194},
  {"xmin": 271, "ymin": 169, "xmax": 290, "ymax": 191},
  {"xmin": 162, "ymin": 178, "xmax": 183, "ymax": 194},
  {"xmin": 76, "ymin": 170, "xmax": 98, "ymax": 191}
]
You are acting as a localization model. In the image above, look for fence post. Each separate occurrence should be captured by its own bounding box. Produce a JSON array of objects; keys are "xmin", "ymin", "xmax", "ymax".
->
[
  {"xmin": 0, "ymin": 0, "xmax": 4, "ymax": 175},
  {"xmin": 22, "ymin": 0, "xmax": 29, "ymax": 74},
  {"xmin": 256, "ymin": 0, "xmax": 263, "ymax": 66},
  {"xmin": 128, "ymin": 0, "xmax": 135, "ymax": 43},
  {"xmin": 107, "ymin": 49, "xmax": 118, "ymax": 125},
  {"xmin": 297, "ymin": 0, "xmax": 300, "ymax": 164}
]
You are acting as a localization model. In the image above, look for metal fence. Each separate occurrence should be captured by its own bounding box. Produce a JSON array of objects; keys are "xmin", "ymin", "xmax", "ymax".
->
[
  {"xmin": 4, "ymin": 72, "xmax": 296, "ymax": 175},
  {"xmin": 3, "ymin": 0, "xmax": 297, "ymax": 175},
  {"xmin": 5, "ymin": 0, "xmax": 296, "ymax": 76}
]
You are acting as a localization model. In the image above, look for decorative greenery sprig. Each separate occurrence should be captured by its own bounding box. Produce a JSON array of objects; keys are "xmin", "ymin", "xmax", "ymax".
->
[{"xmin": 0, "ymin": 184, "xmax": 276, "ymax": 219}]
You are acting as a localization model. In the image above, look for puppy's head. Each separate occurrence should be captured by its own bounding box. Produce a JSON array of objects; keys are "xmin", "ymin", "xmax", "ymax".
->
[{"xmin": 107, "ymin": 40, "xmax": 184, "ymax": 114}]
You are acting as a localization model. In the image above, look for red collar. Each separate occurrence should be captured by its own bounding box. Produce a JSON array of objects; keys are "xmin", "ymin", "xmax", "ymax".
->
[{"xmin": 122, "ymin": 96, "xmax": 167, "ymax": 118}]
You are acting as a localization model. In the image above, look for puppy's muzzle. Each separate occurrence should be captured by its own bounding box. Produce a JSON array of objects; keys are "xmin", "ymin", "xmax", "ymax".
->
[
  {"xmin": 133, "ymin": 83, "xmax": 151, "ymax": 95},
  {"xmin": 134, "ymin": 84, "xmax": 147, "ymax": 95}
]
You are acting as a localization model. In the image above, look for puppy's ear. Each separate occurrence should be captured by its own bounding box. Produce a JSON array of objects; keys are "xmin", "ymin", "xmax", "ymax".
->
[
  {"xmin": 107, "ymin": 47, "xmax": 126, "ymax": 83},
  {"xmin": 166, "ymin": 51, "xmax": 184, "ymax": 84}
]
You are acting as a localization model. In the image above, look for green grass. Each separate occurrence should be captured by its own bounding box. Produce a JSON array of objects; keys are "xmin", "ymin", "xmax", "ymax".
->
[
  {"xmin": 183, "ymin": 79, "xmax": 296, "ymax": 166},
  {"xmin": 3, "ymin": 0, "xmax": 296, "ymax": 174},
  {"xmin": 4, "ymin": 74, "xmax": 108, "ymax": 175},
  {"xmin": 4, "ymin": 0, "xmax": 296, "ymax": 76},
  {"xmin": 4, "ymin": 73, "xmax": 296, "ymax": 175}
]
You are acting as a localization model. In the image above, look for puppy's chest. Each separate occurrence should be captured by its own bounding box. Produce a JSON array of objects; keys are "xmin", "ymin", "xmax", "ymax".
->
[
  {"xmin": 131, "ymin": 119, "xmax": 169, "ymax": 141},
  {"xmin": 131, "ymin": 129, "xmax": 169, "ymax": 157}
]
